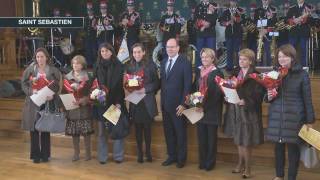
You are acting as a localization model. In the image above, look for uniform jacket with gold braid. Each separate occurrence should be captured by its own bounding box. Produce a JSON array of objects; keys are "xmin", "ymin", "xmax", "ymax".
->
[
  {"xmin": 159, "ymin": 12, "xmax": 183, "ymax": 43},
  {"xmin": 97, "ymin": 13, "xmax": 115, "ymax": 43},
  {"xmin": 119, "ymin": 10, "xmax": 141, "ymax": 41},
  {"xmin": 84, "ymin": 15, "xmax": 97, "ymax": 40},
  {"xmin": 287, "ymin": 3, "xmax": 313, "ymax": 37},
  {"xmin": 254, "ymin": 5, "xmax": 277, "ymax": 28},
  {"xmin": 220, "ymin": 7, "xmax": 245, "ymax": 38},
  {"xmin": 194, "ymin": 2, "xmax": 218, "ymax": 37}
]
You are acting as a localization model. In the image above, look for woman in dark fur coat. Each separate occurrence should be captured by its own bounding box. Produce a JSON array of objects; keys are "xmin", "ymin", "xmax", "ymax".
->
[{"xmin": 223, "ymin": 48, "xmax": 265, "ymax": 178}]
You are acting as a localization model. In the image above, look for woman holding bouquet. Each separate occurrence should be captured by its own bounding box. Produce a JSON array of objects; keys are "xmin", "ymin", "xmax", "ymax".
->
[
  {"xmin": 21, "ymin": 47, "xmax": 61, "ymax": 163},
  {"xmin": 193, "ymin": 48, "xmax": 224, "ymax": 171},
  {"xmin": 93, "ymin": 43, "xmax": 126, "ymax": 164},
  {"xmin": 223, "ymin": 49, "xmax": 265, "ymax": 178},
  {"xmin": 63, "ymin": 55, "xmax": 93, "ymax": 161},
  {"xmin": 266, "ymin": 44, "xmax": 315, "ymax": 180},
  {"xmin": 124, "ymin": 43, "xmax": 160, "ymax": 163}
]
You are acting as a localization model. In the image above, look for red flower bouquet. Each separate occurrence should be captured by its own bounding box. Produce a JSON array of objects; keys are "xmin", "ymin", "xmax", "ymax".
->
[
  {"xmin": 63, "ymin": 79, "xmax": 87, "ymax": 99},
  {"xmin": 196, "ymin": 19, "xmax": 206, "ymax": 29},
  {"xmin": 248, "ymin": 67, "xmax": 288, "ymax": 90},
  {"xmin": 29, "ymin": 74, "xmax": 52, "ymax": 90},
  {"xmin": 124, "ymin": 69, "xmax": 144, "ymax": 92},
  {"xmin": 214, "ymin": 75, "xmax": 242, "ymax": 90}
]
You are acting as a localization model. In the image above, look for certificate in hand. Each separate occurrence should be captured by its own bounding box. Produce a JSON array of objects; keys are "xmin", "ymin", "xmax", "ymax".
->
[
  {"xmin": 103, "ymin": 104, "xmax": 121, "ymax": 125},
  {"xmin": 59, "ymin": 94, "xmax": 79, "ymax": 110},
  {"xmin": 222, "ymin": 87, "xmax": 241, "ymax": 104},
  {"xmin": 182, "ymin": 107, "xmax": 204, "ymax": 124},
  {"xmin": 125, "ymin": 90, "xmax": 146, "ymax": 104},
  {"xmin": 299, "ymin": 125, "xmax": 320, "ymax": 151},
  {"xmin": 30, "ymin": 86, "xmax": 55, "ymax": 107}
]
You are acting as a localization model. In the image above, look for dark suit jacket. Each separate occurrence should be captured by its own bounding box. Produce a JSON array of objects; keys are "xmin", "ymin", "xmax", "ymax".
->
[
  {"xmin": 160, "ymin": 55, "xmax": 192, "ymax": 114},
  {"xmin": 194, "ymin": 68, "xmax": 224, "ymax": 125}
]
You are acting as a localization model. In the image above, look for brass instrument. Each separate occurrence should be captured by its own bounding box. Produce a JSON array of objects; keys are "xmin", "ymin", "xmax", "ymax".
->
[
  {"xmin": 270, "ymin": 35, "xmax": 277, "ymax": 64},
  {"xmin": 275, "ymin": 19, "xmax": 292, "ymax": 31},
  {"xmin": 244, "ymin": 21, "xmax": 257, "ymax": 33},
  {"xmin": 28, "ymin": 0, "xmax": 41, "ymax": 36},
  {"xmin": 256, "ymin": 28, "xmax": 266, "ymax": 63}
]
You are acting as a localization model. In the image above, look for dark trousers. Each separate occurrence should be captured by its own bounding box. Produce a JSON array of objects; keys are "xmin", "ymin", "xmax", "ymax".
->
[
  {"xmin": 135, "ymin": 123, "xmax": 151, "ymax": 156},
  {"xmin": 226, "ymin": 37, "xmax": 242, "ymax": 70},
  {"xmin": 289, "ymin": 37, "xmax": 308, "ymax": 67},
  {"xmin": 162, "ymin": 109, "xmax": 187, "ymax": 163},
  {"xmin": 196, "ymin": 36, "xmax": 216, "ymax": 68},
  {"xmin": 30, "ymin": 130, "xmax": 50, "ymax": 160},
  {"xmin": 197, "ymin": 123, "xmax": 218, "ymax": 169},
  {"xmin": 275, "ymin": 142, "xmax": 300, "ymax": 180},
  {"xmin": 84, "ymin": 38, "xmax": 97, "ymax": 67}
]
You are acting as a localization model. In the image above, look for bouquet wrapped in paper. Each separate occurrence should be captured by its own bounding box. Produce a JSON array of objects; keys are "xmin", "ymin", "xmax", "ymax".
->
[
  {"xmin": 248, "ymin": 67, "xmax": 288, "ymax": 90},
  {"xmin": 63, "ymin": 79, "xmax": 87, "ymax": 99},
  {"xmin": 215, "ymin": 75, "xmax": 242, "ymax": 90},
  {"xmin": 29, "ymin": 74, "xmax": 53, "ymax": 91},
  {"xmin": 89, "ymin": 78, "xmax": 108, "ymax": 106},
  {"xmin": 124, "ymin": 69, "xmax": 144, "ymax": 92},
  {"xmin": 185, "ymin": 92, "xmax": 205, "ymax": 108}
]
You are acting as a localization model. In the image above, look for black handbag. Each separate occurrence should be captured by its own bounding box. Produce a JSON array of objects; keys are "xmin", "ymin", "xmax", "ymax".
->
[
  {"xmin": 109, "ymin": 112, "xmax": 130, "ymax": 140},
  {"xmin": 35, "ymin": 101, "xmax": 66, "ymax": 133}
]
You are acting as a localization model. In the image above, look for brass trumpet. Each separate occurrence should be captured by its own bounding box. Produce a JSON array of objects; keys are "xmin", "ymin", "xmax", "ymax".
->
[{"xmin": 28, "ymin": 0, "xmax": 41, "ymax": 36}]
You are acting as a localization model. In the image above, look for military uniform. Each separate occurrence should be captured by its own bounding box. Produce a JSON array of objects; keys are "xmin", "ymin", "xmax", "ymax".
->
[
  {"xmin": 220, "ymin": 7, "xmax": 245, "ymax": 70},
  {"xmin": 254, "ymin": 4, "xmax": 277, "ymax": 66},
  {"xmin": 194, "ymin": 1, "xmax": 218, "ymax": 67},
  {"xmin": 287, "ymin": 3, "xmax": 313, "ymax": 66},
  {"xmin": 159, "ymin": 12, "xmax": 183, "ymax": 45},
  {"xmin": 96, "ymin": 13, "xmax": 115, "ymax": 46},
  {"xmin": 119, "ymin": 10, "xmax": 141, "ymax": 51},
  {"xmin": 187, "ymin": 14, "xmax": 197, "ymax": 46},
  {"xmin": 84, "ymin": 15, "xmax": 98, "ymax": 67}
]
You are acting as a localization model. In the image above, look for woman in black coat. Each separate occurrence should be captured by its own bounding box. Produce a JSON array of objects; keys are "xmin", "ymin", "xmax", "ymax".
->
[
  {"xmin": 194, "ymin": 48, "xmax": 224, "ymax": 171},
  {"xmin": 93, "ymin": 43, "xmax": 126, "ymax": 164},
  {"xmin": 223, "ymin": 49, "xmax": 265, "ymax": 178},
  {"xmin": 266, "ymin": 44, "xmax": 315, "ymax": 180},
  {"xmin": 124, "ymin": 43, "xmax": 160, "ymax": 163}
]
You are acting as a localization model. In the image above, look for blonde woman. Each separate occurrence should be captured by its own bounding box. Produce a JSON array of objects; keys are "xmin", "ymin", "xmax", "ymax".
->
[{"xmin": 63, "ymin": 55, "xmax": 93, "ymax": 161}]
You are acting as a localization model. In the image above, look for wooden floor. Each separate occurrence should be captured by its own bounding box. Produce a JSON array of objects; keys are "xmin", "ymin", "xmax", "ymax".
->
[{"xmin": 0, "ymin": 137, "xmax": 319, "ymax": 180}]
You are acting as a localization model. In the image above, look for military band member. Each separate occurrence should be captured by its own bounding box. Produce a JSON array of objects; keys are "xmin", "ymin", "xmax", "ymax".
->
[
  {"xmin": 194, "ymin": 0, "xmax": 218, "ymax": 67},
  {"xmin": 84, "ymin": 2, "xmax": 98, "ymax": 68},
  {"xmin": 220, "ymin": 0, "xmax": 245, "ymax": 70},
  {"xmin": 277, "ymin": 1, "xmax": 290, "ymax": 47},
  {"xmin": 159, "ymin": 0, "xmax": 184, "ymax": 45},
  {"xmin": 287, "ymin": 0, "xmax": 313, "ymax": 67},
  {"xmin": 96, "ymin": 0, "xmax": 115, "ymax": 46},
  {"xmin": 187, "ymin": 6, "xmax": 197, "ymax": 46},
  {"xmin": 254, "ymin": 0, "xmax": 277, "ymax": 66},
  {"xmin": 245, "ymin": 3, "xmax": 258, "ymax": 54},
  {"xmin": 119, "ymin": 0, "xmax": 141, "ymax": 51}
]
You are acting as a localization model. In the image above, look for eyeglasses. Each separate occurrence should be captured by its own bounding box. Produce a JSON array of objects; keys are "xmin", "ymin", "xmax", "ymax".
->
[{"xmin": 166, "ymin": 46, "xmax": 177, "ymax": 49}]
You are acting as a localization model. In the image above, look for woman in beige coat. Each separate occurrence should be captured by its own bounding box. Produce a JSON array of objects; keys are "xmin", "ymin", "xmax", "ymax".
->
[{"xmin": 21, "ymin": 48, "xmax": 61, "ymax": 163}]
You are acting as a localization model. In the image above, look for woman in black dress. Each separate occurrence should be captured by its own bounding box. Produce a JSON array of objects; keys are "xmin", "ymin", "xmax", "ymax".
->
[{"xmin": 124, "ymin": 43, "xmax": 160, "ymax": 163}]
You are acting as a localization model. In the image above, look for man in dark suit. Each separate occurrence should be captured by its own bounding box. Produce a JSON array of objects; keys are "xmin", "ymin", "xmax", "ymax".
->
[{"xmin": 160, "ymin": 38, "xmax": 192, "ymax": 168}]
